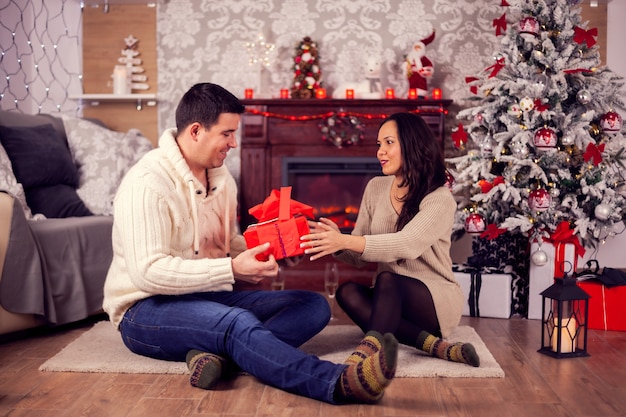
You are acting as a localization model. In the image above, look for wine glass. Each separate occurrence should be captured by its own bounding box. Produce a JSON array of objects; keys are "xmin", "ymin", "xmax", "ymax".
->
[{"xmin": 324, "ymin": 263, "xmax": 340, "ymax": 321}]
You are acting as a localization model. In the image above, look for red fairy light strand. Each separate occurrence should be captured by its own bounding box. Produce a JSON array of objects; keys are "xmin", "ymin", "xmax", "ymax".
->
[{"xmin": 244, "ymin": 107, "xmax": 448, "ymax": 120}]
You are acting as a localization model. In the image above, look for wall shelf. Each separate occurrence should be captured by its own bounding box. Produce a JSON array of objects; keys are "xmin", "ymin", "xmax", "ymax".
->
[{"xmin": 70, "ymin": 93, "xmax": 157, "ymax": 110}]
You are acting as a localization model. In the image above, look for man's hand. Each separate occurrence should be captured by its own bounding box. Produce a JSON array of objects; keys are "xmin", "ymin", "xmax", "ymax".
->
[{"xmin": 231, "ymin": 242, "xmax": 279, "ymax": 284}]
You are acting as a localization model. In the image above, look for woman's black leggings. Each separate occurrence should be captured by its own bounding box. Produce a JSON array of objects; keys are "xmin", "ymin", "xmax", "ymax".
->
[{"xmin": 335, "ymin": 271, "xmax": 441, "ymax": 346}]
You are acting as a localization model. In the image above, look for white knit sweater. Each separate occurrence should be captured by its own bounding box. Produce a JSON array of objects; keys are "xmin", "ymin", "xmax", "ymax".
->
[
  {"xmin": 335, "ymin": 176, "xmax": 464, "ymax": 338},
  {"xmin": 103, "ymin": 128, "xmax": 247, "ymax": 328}
]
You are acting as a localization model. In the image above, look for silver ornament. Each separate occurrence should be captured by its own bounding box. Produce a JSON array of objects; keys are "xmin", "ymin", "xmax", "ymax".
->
[
  {"xmin": 531, "ymin": 249, "xmax": 548, "ymax": 266},
  {"xmin": 549, "ymin": 187, "xmax": 560, "ymax": 198},
  {"xmin": 594, "ymin": 203, "xmax": 611, "ymax": 221},
  {"xmin": 576, "ymin": 89, "xmax": 591, "ymax": 105},
  {"xmin": 561, "ymin": 135, "xmax": 575, "ymax": 146}
]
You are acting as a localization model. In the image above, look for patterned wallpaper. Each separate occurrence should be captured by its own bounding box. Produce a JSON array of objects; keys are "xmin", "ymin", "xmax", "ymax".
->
[{"xmin": 155, "ymin": 0, "xmax": 506, "ymax": 177}]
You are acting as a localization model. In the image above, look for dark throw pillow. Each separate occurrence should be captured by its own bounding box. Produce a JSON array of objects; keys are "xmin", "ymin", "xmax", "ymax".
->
[
  {"xmin": 0, "ymin": 123, "xmax": 79, "ymax": 189},
  {"xmin": 25, "ymin": 184, "xmax": 92, "ymax": 218}
]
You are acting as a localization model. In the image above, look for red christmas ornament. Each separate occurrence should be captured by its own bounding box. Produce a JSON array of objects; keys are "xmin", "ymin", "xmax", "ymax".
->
[
  {"xmin": 533, "ymin": 127, "xmax": 557, "ymax": 150},
  {"xmin": 519, "ymin": 17, "xmax": 540, "ymax": 38},
  {"xmin": 465, "ymin": 213, "xmax": 486, "ymax": 235},
  {"xmin": 529, "ymin": 188, "xmax": 552, "ymax": 212},
  {"xmin": 599, "ymin": 111, "xmax": 623, "ymax": 132}
]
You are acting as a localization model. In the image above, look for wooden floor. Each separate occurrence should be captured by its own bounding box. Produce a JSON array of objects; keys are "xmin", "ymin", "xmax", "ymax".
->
[{"xmin": 1, "ymin": 309, "xmax": 626, "ymax": 417}]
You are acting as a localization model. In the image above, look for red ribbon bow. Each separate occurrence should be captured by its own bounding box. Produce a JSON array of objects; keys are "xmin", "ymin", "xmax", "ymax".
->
[
  {"xmin": 583, "ymin": 142, "xmax": 605, "ymax": 166},
  {"xmin": 573, "ymin": 26, "xmax": 598, "ymax": 48},
  {"xmin": 478, "ymin": 176, "xmax": 504, "ymax": 193},
  {"xmin": 451, "ymin": 123, "xmax": 468, "ymax": 148},
  {"xmin": 480, "ymin": 223, "xmax": 508, "ymax": 240},
  {"xmin": 493, "ymin": 14, "xmax": 507, "ymax": 36},
  {"xmin": 533, "ymin": 99, "xmax": 550, "ymax": 112},
  {"xmin": 563, "ymin": 68, "xmax": 593, "ymax": 74},
  {"xmin": 485, "ymin": 58, "xmax": 505, "ymax": 78},
  {"xmin": 545, "ymin": 221, "xmax": 586, "ymax": 259},
  {"xmin": 465, "ymin": 76, "xmax": 479, "ymax": 94},
  {"xmin": 500, "ymin": 0, "xmax": 509, "ymax": 5}
]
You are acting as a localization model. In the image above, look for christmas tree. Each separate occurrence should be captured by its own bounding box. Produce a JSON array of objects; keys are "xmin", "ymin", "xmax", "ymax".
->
[
  {"xmin": 447, "ymin": 0, "xmax": 626, "ymax": 254},
  {"xmin": 291, "ymin": 37, "xmax": 322, "ymax": 99}
]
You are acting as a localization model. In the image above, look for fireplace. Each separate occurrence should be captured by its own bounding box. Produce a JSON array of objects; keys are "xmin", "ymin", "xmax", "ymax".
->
[{"xmin": 282, "ymin": 156, "xmax": 382, "ymax": 231}]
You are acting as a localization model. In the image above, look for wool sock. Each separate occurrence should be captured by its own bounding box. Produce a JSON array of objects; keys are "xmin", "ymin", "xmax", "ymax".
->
[
  {"xmin": 416, "ymin": 331, "xmax": 480, "ymax": 367},
  {"xmin": 337, "ymin": 331, "xmax": 398, "ymax": 403},
  {"xmin": 186, "ymin": 349, "xmax": 226, "ymax": 390},
  {"xmin": 344, "ymin": 330, "xmax": 383, "ymax": 365}
]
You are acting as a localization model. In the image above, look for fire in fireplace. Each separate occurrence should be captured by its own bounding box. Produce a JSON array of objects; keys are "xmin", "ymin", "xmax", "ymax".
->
[{"xmin": 282, "ymin": 157, "xmax": 383, "ymax": 231}]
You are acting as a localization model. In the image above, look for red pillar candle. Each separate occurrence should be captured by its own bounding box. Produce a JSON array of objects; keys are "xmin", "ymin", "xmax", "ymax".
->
[
  {"xmin": 280, "ymin": 89, "xmax": 289, "ymax": 99},
  {"xmin": 345, "ymin": 89, "xmax": 354, "ymax": 99},
  {"xmin": 315, "ymin": 88, "xmax": 326, "ymax": 99},
  {"xmin": 385, "ymin": 88, "xmax": 395, "ymax": 99},
  {"xmin": 432, "ymin": 88, "xmax": 442, "ymax": 100},
  {"xmin": 244, "ymin": 88, "xmax": 254, "ymax": 99},
  {"xmin": 408, "ymin": 88, "xmax": 417, "ymax": 99}
]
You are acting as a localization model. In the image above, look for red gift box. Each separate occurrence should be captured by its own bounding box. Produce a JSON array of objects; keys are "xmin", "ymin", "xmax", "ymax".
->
[
  {"xmin": 243, "ymin": 187, "xmax": 314, "ymax": 261},
  {"xmin": 577, "ymin": 280, "xmax": 626, "ymax": 331}
]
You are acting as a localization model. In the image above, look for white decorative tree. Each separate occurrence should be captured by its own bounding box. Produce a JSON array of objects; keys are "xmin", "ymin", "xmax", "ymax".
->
[
  {"xmin": 447, "ymin": 0, "xmax": 626, "ymax": 254},
  {"xmin": 118, "ymin": 34, "xmax": 149, "ymax": 92}
]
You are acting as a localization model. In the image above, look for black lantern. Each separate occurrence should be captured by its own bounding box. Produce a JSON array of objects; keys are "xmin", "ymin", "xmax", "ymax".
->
[{"xmin": 538, "ymin": 273, "xmax": 590, "ymax": 358}]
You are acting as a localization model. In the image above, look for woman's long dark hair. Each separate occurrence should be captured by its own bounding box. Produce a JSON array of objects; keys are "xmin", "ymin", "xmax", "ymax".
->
[{"xmin": 381, "ymin": 113, "xmax": 447, "ymax": 231}]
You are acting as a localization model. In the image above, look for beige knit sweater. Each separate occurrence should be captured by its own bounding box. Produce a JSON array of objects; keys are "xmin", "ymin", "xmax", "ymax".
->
[
  {"xmin": 335, "ymin": 175, "xmax": 463, "ymax": 338},
  {"xmin": 103, "ymin": 129, "xmax": 247, "ymax": 328}
]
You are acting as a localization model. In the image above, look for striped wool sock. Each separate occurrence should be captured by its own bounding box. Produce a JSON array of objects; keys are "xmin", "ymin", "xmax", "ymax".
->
[
  {"xmin": 344, "ymin": 330, "xmax": 383, "ymax": 365},
  {"xmin": 338, "ymin": 331, "xmax": 398, "ymax": 403},
  {"xmin": 416, "ymin": 331, "xmax": 480, "ymax": 367},
  {"xmin": 186, "ymin": 349, "xmax": 226, "ymax": 390}
]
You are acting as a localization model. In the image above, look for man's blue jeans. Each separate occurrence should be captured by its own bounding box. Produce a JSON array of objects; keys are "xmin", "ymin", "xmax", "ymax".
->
[{"xmin": 119, "ymin": 290, "xmax": 346, "ymax": 404}]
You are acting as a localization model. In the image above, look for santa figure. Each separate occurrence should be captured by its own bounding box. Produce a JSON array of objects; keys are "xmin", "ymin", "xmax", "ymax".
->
[{"xmin": 403, "ymin": 31, "xmax": 435, "ymax": 97}]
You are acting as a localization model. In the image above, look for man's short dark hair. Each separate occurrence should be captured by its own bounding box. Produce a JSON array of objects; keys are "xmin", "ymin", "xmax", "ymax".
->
[{"xmin": 175, "ymin": 83, "xmax": 245, "ymax": 131}]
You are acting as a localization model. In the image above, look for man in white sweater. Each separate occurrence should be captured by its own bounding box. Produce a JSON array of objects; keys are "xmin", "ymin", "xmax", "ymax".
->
[{"xmin": 102, "ymin": 83, "xmax": 398, "ymax": 404}]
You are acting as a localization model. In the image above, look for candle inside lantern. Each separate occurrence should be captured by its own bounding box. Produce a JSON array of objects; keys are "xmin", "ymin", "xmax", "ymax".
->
[
  {"xmin": 244, "ymin": 88, "xmax": 254, "ymax": 99},
  {"xmin": 432, "ymin": 88, "xmax": 442, "ymax": 100},
  {"xmin": 408, "ymin": 88, "xmax": 418, "ymax": 99},
  {"xmin": 280, "ymin": 89, "xmax": 289, "ymax": 99},
  {"xmin": 551, "ymin": 317, "xmax": 577, "ymax": 353},
  {"xmin": 385, "ymin": 88, "xmax": 395, "ymax": 99},
  {"xmin": 112, "ymin": 65, "xmax": 129, "ymax": 95},
  {"xmin": 316, "ymin": 88, "xmax": 327, "ymax": 99},
  {"xmin": 345, "ymin": 89, "xmax": 354, "ymax": 99}
]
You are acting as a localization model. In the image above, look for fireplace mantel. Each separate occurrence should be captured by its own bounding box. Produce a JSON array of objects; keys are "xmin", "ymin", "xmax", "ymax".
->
[
  {"xmin": 239, "ymin": 98, "xmax": 453, "ymax": 228},
  {"xmin": 237, "ymin": 98, "xmax": 453, "ymax": 289}
]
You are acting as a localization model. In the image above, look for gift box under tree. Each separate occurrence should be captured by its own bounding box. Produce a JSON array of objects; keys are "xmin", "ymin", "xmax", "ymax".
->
[{"xmin": 244, "ymin": 186, "xmax": 314, "ymax": 261}]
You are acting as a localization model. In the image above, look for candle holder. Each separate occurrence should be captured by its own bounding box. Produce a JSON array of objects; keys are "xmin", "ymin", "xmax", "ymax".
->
[
  {"xmin": 244, "ymin": 88, "xmax": 254, "ymax": 99},
  {"xmin": 315, "ymin": 88, "xmax": 327, "ymax": 99},
  {"xmin": 280, "ymin": 89, "xmax": 289, "ymax": 99},
  {"xmin": 385, "ymin": 88, "xmax": 395, "ymax": 99},
  {"xmin": 432, "ymin": 88, "xmax": 442, "ymax": 100},
  {"xmin": 408, "ymin": 88, "xmax": 418, "ymax": 99},
  {"xmin": 345, "ymin": 89, "xmax": 354, "ymax": 99},
  {"xmin": 538, "ymin": 273, "xmax": 590, "ymax": 358}
]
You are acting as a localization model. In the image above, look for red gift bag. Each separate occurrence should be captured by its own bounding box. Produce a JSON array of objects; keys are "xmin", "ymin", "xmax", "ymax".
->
[{"xmin": 243, "ymin": 187, "xmax": 314, "ymax": 261}]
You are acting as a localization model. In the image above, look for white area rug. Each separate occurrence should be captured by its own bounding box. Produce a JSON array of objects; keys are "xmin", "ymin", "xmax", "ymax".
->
[{"xmin": 39, "ymin": 321, "xmax": 504, "ymax": 378}]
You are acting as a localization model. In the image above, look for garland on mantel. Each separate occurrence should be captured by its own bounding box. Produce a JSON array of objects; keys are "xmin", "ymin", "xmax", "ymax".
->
[{"xmin": 244, "ymin": 107, "xmax": 449, "ymax": 148}]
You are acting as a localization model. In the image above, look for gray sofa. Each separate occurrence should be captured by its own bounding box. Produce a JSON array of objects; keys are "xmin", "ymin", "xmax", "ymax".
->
[{"xmin": 0, "ymin": 110, "xmax": 151, "ymax": 336}]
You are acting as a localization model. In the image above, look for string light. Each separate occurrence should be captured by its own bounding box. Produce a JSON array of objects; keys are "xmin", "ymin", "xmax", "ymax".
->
[{"xmin": 245, "ymin": 106, "xmax": 448, "ymax": 121}]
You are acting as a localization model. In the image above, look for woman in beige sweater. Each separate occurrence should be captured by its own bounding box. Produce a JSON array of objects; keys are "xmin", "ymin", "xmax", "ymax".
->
[{"xmin": 302, "ymin": 112, "xmax": 479, "ymax": 367}]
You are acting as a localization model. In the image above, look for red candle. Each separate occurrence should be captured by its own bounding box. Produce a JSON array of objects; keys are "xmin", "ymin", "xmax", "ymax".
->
[
  {"xmin": 280, "ymin": 89, "xmax": 289, "ymax": 99},
  {"xmin": 385, "ymin": 88, "xmax": 395, "ymax": 99},
  {"xmin": 244, "ymin": 88, "xmax": 254, "ymax": 99},
  {"xmin": 432, "ymin": 88, "xmax": 442, "ymax": 100},
  {"xmin": 345, "ymin": 89, "xmax": 354, "ymax": 99},
  {"xmin": 408, "ymin": 88, "xmax": 417, "ymax": 99},
  {"xmin": 315, "ymin": 88, "xmax": 326, "ymax": 99}
]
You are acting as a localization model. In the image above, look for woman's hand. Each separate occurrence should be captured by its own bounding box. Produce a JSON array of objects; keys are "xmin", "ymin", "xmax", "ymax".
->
[{"xmin": 301, "ymin": 217, "xmax": 347, "ymax": 261}]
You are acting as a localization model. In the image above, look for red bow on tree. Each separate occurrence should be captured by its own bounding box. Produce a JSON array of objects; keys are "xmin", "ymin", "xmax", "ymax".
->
[
  {"xmin": 478, "ymin": 176, "xmax": 505, "ymax": 193},
  {"xmin": 573, "ymin": 26, "xmax": 598, "ymax": 48},
  {"xmin": 480, "ymin": 223, "xmax": 508, "ymax": 240},
  {"xmin": 493, "ymin": 14, "xmax": 507, "ymax": 36},
  {"xmin": 500, "ymin": 0, "xmax": 510, "ymax": 5},
  {"xmin": 533, "ymin": 99, "xmax": 550, "ymax": 112},
  {"xmin": 451, "ymin": 123, "xmax": 468, "ymax": 148},
  {"xmin": 583, "ymin": 142, "xmax": 605, "ymax": 166},
  {"xmin": 465, "ymin": 76, "xmax": 479, "ymax": 94},
  {"xmin": 485, "ymin": 58, "xmax": 505, "ymax": 78},
  {"xmin": 563, "ymin": 68, "xmax": 593, "ymax": 74}
]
